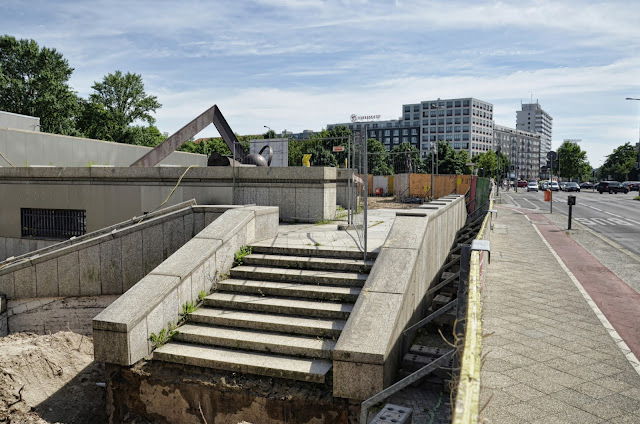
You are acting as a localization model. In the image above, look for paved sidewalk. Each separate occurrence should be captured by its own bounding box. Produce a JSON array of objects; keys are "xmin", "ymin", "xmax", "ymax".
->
[{"xmin": 480, "ymin": 206, "xmax": 640, "ymax": 423}]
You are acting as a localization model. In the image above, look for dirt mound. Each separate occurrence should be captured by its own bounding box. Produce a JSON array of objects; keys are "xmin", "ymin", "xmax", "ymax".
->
[{"xmin": 0, "ymin": 331, "xmax": 106, "ymax": 423}]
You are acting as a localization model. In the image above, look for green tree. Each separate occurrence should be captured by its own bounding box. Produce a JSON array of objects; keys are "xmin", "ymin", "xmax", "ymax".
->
[
  {"xmin": 390, "ymin": 142, "xmax": 423, "ymax": 174},
  {"xmin": 473, "ymin": 151, "xmax": 498, "ymax": 177},
  {"xmin": 556, "ymin": 141, "xmax": 591, "ymax": 180},
  {"xmin": 436, "ymin": 141, "xmax": 471, "ymax": 174},
  {"xmin": 0, "ymin": 35, "xmax": 79, "ymax": 134},
  {"xmin": 599, "ymin": 142, "xmax": 637, "ymax": 181},
  {"xmin": 119, "ymin": 125, "xmax": 168, "ymax": 147},
  {"xmin": 262, "ymin": 129, "xmax": 276, "ymax": 139},
  {"xmin": 78, "ymin": 71, "xmax": 161, "ymax": 142},
  {"xmin": 366, "ymin": 138, "xmax": 392, "ymax": 175}
]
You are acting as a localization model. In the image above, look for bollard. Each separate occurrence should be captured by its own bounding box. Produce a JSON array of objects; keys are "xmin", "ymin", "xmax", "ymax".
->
[{"xmin": 567, "ymin": 195, "xmax": 576, "ymax": 230}]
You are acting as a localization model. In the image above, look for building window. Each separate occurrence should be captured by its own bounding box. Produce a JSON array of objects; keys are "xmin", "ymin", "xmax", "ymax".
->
[
  {"xmin": 384, "ymin": 130, "xmax": 390, "ymax": 136},
  {"xmin": 21, "ymin": 208, "xmax": 86, "ymax": 239}
]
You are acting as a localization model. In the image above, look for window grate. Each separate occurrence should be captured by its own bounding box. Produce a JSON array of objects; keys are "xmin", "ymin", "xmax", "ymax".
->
[{"xmin": 21, "ymin": 208, "xmax": 87, "ymax": 239}]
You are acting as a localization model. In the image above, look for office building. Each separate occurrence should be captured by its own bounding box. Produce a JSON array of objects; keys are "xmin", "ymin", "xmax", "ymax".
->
[
  {"xmin": 493, "ymin": 124, "xmax": 542, "ymax": 180},
  {"xmin": 516, "ymin": 102, "xmax": 553, "ymax": 168}
]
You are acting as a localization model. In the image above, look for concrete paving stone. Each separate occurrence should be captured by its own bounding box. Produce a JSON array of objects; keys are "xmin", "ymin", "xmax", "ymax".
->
[
  {"xmin": 585, "ymin": 362, "xmax": 629, "ymax": 377},
  {"xmin": 560, "ymin": 365, "xmax": 605, "ymax": 382},
  {"xmin": 478, "ymin": 406, "xmax": 522, "ymax": 424},
  {"xmin": 562, "ymin": 352, "xmax": 600, "ymax": 367},
  {"xmin": 621, "ymin": 387, "xmax": 640, "ymax": 401},
  {"xmin": 495, "ymin": 401, "xmax": 549, "ymax": 423},
  {"xmin": 527, "ymin": 416, "xmax": 573, "ymax": 424},
  {"xmin": 481, "ymin": 371, "xmax": 520, "ymax": 390},
  {"xmin": 529, "ymin": 395, "xmax": 574, "ymax": 416},
  {"xmin": 581, "ymin": 395, "xmax": 637, "ymax": 421},
  {"xmin": 572, "ymin": 381, "xmax": 615, "ymax": 399},
  {"xmin": 553, "ymin": 405, "xmax": 603, "ymax": 424},
  {"xmin": 549, "ymin": 388, "xmax": 596, "ymax": 411},
  {"xmin": 615, "ymin": 409, "xmax": 640, "ymax": 424},
  {"xmin": 543, "ymin": 357, "xmax": 581, "ymax": 372},
  {"xmin": 591, "ymin": 375, "xmax": 634, "ymax": 394},
  {"xmin": 504, "ymin": 384, "xmax": 546, "ymax": 402},
  {"xmin": 502, "ymin": 354, "xmax": 537, "ymax": 368}
]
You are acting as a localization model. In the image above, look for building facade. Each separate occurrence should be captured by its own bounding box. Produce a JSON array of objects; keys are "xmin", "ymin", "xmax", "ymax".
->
[
  {"xmin": 493, "ymin": 124, "xmax": 542, "ymax": 180},
  {"xmin": 516, "ymin": 102, "xmax": 553, "ymax": 169}
]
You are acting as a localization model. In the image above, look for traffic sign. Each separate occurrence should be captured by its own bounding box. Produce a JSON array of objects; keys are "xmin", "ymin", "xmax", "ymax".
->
[
  {"xmin": 547, "ymin": 151, "xmax": 557, "ymax": 161},
  {"xmin": 332, "ymin": 146, "xmax": 345, "ymax": 152},
  {"xmin": 541, "ymin": 166, "xmax": 548, "ymax": 172}
]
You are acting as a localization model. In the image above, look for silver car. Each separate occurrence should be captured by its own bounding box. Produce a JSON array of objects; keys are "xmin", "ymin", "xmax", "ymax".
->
[{"xmin": 527, "ymin": 182, "xmax": 539, "ymax": 192}]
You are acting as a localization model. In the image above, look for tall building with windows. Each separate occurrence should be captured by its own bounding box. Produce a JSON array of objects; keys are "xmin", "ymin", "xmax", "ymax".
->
[
  {"xmin": 493, "ymin": 125, "xmax": 542, "ymax": 180},
  {"xmin": 516, "ymin": 102, "xmax": 553, "ymax": 168},
  {"xmin": 326, "ymin": 97, "xmax": 494, "ymax": 161}
]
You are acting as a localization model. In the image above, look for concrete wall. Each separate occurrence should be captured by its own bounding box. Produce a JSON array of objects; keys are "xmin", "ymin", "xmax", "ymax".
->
[
  {"xmin": 0, "ymin": 167, "xmax": 335, "ymax": 240},
  {"xmin": 0, "ymin": 295, "xmax": 6, "ymax": 337},
  {"xmin": 93, "ymin": 206, "xmax": 279, "ymax": 366},
  {"xmin": 0, "ymin": 203, "xmax": 241, "ymax": 302},
  {"xmin": 0, "ymin": 111, "xmax": 40, "ymax": 132},
  {"xmin": 332, "ymin": 195, "xmax": 467, "ymax": 400},
  {"xmin": 0, "ymin": 127, "xmax": 206, "ymax": 168}
]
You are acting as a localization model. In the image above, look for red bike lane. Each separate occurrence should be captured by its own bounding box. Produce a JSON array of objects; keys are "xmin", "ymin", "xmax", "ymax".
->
[{"xmin": 524, "ymin": 211, "xmax": 640, "ymax": 359}]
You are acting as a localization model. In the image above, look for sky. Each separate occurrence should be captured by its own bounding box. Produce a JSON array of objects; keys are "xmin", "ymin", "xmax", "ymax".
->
[{"xmin": 1, "ymin": 0, "xmax": 640, "ymax": 166}]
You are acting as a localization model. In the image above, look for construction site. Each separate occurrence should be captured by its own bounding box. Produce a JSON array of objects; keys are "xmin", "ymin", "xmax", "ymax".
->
[{"xmin": 0, "ymin": 108, "xmax": 491, "ymax": 423}]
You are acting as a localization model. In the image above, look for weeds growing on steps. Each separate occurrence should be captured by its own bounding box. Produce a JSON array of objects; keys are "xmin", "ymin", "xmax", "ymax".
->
[
  {"xmin": 150, "ymin": 321, "xmax": 178, "ymax": 349},
  {"xmin": 234, "ymin": 245, "xmax": 252, "ymax": 266}
]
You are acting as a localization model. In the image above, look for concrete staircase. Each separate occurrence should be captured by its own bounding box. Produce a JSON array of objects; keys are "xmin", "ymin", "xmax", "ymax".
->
[{"xmin": 154, "ymin": 245, "xmax": 375, "ymax": 384}]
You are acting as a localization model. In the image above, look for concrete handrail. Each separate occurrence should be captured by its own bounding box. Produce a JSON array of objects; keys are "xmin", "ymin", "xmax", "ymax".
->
[
  {"xmin": 452, "ymin": 198, "xmax": 492, "ymax": 423},
  {"xmin": 92, "ymin": 205, "xmax": 279, "ymax": 366},
  {"xmin": 332, "ymin": 195, "xmax": 467, "ymax": 400}
]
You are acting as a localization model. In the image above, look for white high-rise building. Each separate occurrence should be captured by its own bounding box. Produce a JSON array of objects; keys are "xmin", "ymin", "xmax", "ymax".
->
[{"xmin": 516, "ymin": 102, "xmax": 553, "ymax": 169}]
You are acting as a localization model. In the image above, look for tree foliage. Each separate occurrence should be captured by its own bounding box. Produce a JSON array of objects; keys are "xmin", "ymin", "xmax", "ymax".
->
[
  {"xmin": 78, "ymin": 71, "xmax": 161, "ymax": 143},
  {"xmin": 556, "ymin": 141, "xmax": 591, "ymax": 180},
  {"xmin": 599, "ymin": 142, "xmax": 638, "ymax": 181},
  {"xmin": 0, "ymin": 35, "xmax": 79, "ymax": 134},
  {"xmin": 435, "ymin": 141, "xmax": 471, "ymax": 175},
  {"xmin": 390, "ymin": 142, "xmax": 423, "ymax": 174}
]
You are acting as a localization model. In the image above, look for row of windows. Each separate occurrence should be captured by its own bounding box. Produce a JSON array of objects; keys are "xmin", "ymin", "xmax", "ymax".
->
[
  {"xmin": 421, "ymin": 99, "xmax": 471, "ymax": 109},
  {"xmin": 422, "ymin": 117, "xmax": 471, "ymax": 125},
  {"xmin": 421, "ymin": 134, "xmax": 471, "ymax": 142},
  {"xmin": 422, "ymin": 108, "xmax": 471, "ymax": 118}
]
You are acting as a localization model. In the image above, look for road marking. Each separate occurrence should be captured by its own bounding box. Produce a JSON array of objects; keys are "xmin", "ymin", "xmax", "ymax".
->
[
  {"xmin": 591, "ymin": 207, "xmax": 603, "ymax": 211},
  {"xmin": 629, "ymin": 219, "xmax": 640, "ymax": 225},
  {"xmin": 574, "ymin": 217, "xmax": 633, "ymax": 226},
  {"xmin": 604, "ymin": 211, "xmax": 623, "ymax": 218},
  {"xmin": 523, "ymin": 198, "xmax": 540, "ymax": 210},
  {"xmin": 527, "ymin": 216, "xmax": 640, "ymax": 377}
]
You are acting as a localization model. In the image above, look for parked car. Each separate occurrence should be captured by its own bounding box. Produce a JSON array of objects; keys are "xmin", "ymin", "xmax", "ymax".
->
[
  {"xmin": 540, "ymin": 181, "xmax": 550, "ymax": 190},
  {"xmin": 550, "ymin": 181, "xmax": 560, "ymax": 191},
  {"xmin": 559, "ymin": 182, "xmax": 567, "ymax": 191},
  {"xmin": 579, "ymin": 182, "xmax": 594, "ymax": 189},
  {"xmin": 623, "ymin": 181, "xmax": 640, "ymax": 191},
  {"xmin": 597, "ymin": 181, "xmax": 629, "ymax": 194},
  {"xmin": 527, "ymin": 182, "xmax": 539, "ymax": 192},
  {"xmin": 517, "ymin": 180, "xmax": 527, "ymax": 188},
  {"xmin": 565, "ymin": 182, "xmax": 580, "ymax": 192}
]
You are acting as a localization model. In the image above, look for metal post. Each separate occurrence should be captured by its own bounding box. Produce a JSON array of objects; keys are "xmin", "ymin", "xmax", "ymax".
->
[
  {"xmin": 550, "ymin": 169, "xmax": 553, "ymax": 214},
  {"xmin": 568, "ymin": 204, "xmax": 573, "ymax": 230},
  {"xmin": 232, "ymin": 142, "xmax": 236, "ymax": 205},
  {"xmin": 454, "ymin": 244, "xmax": 471, "ymax": 371},
  {"xmin": 431, "ymin": 145, "xmax": 435, "ymax": 200},
  {"xmin": 347, "ymin": 134, "xmax": 352, "ymax": 225},
  {"xmin": 363, "ymin": 127, "xmax": 368, "ymax": 261}
]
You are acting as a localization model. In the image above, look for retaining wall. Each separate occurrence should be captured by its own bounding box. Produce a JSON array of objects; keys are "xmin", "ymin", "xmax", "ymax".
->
[
  {"xmin": 93, "ymin": 205, "xmax": 279, "ymax": 366},
  {"xmin": 332, "ymin": 195, "xmax": 467, "ymax": 400},
  {"xmin": 0, "ymin": 295, "xmax": 6, "ymax": 337}
]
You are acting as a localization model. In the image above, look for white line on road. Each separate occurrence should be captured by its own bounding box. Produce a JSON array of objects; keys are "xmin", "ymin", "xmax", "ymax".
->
[
  {"xmin": 628, "ymin": 219, "xmax": 640, "ymax": 225},
  {"xmin": 590, "ymin": 207, "xmax": 603, "ymax": 211},
  {"xmin": 523, "ymin": 198, "xmax": 540, "ymax": 210},
  {"xmin": 604, "ymin": 211, "xmax": 623, "ymax": 218}
]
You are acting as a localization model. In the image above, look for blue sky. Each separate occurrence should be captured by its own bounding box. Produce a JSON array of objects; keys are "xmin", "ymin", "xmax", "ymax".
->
[{"xmin": 2, "ymin": 0, "xmax": 640, "ymax": 166}]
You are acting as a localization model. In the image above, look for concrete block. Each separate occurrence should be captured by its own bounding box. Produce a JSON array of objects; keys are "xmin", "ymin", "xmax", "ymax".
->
[
  {"xmin": 365, "ymin": 248, "xmax": 418, "ymax": 295},
  {"xmin": 0, "ymin": 311, "xmax": 7, "ymax": 337},
  {"xmin": 193, "ymin": 212, "xmax": 205, "ymax": 235},
  {"xmin": 333, "ymin": 360, "xmax": 385, "ymax": 400},
  {"xmin": 100, "ymin": 238, "xmax": 123, "ymax": 295},
  {"xmin": 14, "ymin": 267, "xmax": 36, "ymax": 298},
  {"xmin": 142, "ymin": 224, "xmax": 164, "ymax": 274},
  {"xmin": 183, "ymin": 212, "xmax": 195, "ymax": 239},
  {"xmin": 177, "ymin": 277, "xmax": 192, "ymax": 309},
  {"xmin": 295, "ymin": 188, "xmax": 312, "ymax": 222},
  {"xmin": 197, "ymin": 209, "xmax": 252, "ymax": 243},
  {"xmin": 163, "ymin": 217, "xmax": 185, "ymax": 260},
  {"xmin": 0, "ymin": 294, "xmax": 6, "ymax": 314},
  {"xmin": 204, "ymin": 212, "xmax": 222, "ymax": 227},
  {"xmin": 58, "ymin": 251, "xmax": 80, "ymax": 297},
  {"xmin": 92, "ymin": 329, "xmax": 129, "ymax": 364},
  {"xmin": 280, "ymin": 188, "xmax": 297, "ymax": 221},
  {"xmin": 151, "ymin": 238, "xmax": 221, "ymax": 280},
  {"xmin": 146, "ymin": 302, "xmax": 165, "ymax": 353},
  {"xmin": 162, "ymin": 288, "xmax": 180, "ymax": 329},
  {"xmin": 382, "ymin": 216, "xmax": 428, "ymax": 250},
  {"xmin": 93, "ymin": 274, "xmax": 179, "ymax": 332},
  {"xmin": 243, "ymin": 206, "xmax": 279, "ymax": 241},
  {"xmin": 190, "ymin": 265, "xmax": 205, "ymax": 302},
  {"xmin": 121, "ymin": 231, "xmax": 143, "ymax": 292},
  {"xmin": 35, "ymin": 258, "xmax": 58, "ymax": 297},
  {"xmin": 203, "ymin": 253, "xmax": 218, "ymax": 291},
  {"xmin": 0, "ymin": 272, "xmax": 14, "ymax": 298},
  {"xmin": 79, "ymin": 243, "xmax": 101, "ymax": 296},
  {"xmin": 128, "ymin": 319, "xmax": 149, "ymax": 365}
]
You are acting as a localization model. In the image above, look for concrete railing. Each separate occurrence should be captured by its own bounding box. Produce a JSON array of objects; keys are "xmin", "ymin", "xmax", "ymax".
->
[
  {"xmin": 0, "ymin": 202, "xmax": 242, "ymax": 300},
  {"xmin": 92, "ymin": 205, "xmax": 279, "ymax": 366},
  {"xmin": 332, "ymin": 195, "xmax": 467, "ymax": 400}
]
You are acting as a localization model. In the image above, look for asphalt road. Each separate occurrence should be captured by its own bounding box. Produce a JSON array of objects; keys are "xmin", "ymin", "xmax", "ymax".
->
[{"xmin": 498, "ymin": 188, "xmax": 640, "ymax": 257}]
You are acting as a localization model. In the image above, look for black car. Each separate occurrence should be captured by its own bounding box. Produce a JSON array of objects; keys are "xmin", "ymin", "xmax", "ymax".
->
[
  {"xmin": 565, "ymin": 182, "xmax": 580, "ymax": 192},
  {"xmin": 597, "ymin": 181, "xmax": 629, "ymax": 194},
  {"xmin": 579, "ymin": 182, "xmax": 593, "ymax": 189},
  {"xmin": 623, "ymin": 181, "xmax": 640, "ymax": 191}
]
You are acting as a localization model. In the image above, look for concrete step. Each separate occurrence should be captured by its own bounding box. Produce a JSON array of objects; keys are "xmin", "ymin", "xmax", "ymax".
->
[
  {"xmin": 217, "ymin": 279, "xmax": 361, "ymax": 302},
  {"xmin": 230, "ymin": 266, "xmax": 367, "ymax": 287},
  {"xmin": 250, "ymin": 244, "xmax": 377, "ymax": 260},
  {"xmin": 242, "ymin": 253, "xmax": 374, "ymax": 273},
  {"xmin": 174, "ymin": 323, "xmax": 336, "ymax": 359},
  {"xmin": 154, "ymin": 342, "xmax": 332, "ymax": 383},
  {"xmin": 190, "ymin": 308, "xmax": 345, "ymax": 337},
  {"xmin": 204, "ymin": 293, "xmax": 353, "ymax": 319}
]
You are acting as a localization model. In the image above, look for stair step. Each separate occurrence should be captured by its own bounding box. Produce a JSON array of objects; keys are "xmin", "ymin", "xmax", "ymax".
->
[
  {"xmin": 230, "ymin": 266, "xmax": 367, "ymax": 287},
  {"xmin": 204, "ymin": 293, "xmax": 353, "ymax": 319},
  {"xmin": 174, "ymin": 324, "xmax": 336, "ymax": 359},
  {"xmin": 250, "ymin": 245, "xmax": 377, "ymax": 260},
  {"xmin": 217, "ymin": 279, "xmax": 361, "ymax": 302},
  {"xmin": 242, "ymin": 253, "xmax": 374, "ymax": 273},
  {"xmin": 190, "ymin": 308, "xmax": 345, "ymax": 337},
  {"xmin": 154, "ymin": 342, "xmax": 332, "ymax": 383}
]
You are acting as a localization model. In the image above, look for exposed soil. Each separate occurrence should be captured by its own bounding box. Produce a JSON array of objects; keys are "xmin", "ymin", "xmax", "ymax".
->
[
  {"xmin": 366, "ymin": 196, "xmax": 415, "ymax": 210},
  {"xmin": 0, "ymin": 331, "xmax": 106, "ymax": 424}
]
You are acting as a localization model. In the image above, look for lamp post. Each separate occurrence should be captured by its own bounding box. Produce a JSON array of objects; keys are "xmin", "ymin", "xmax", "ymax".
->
[{"xmin": 263, "ymin": 125, "xmax": 272, "ymax": 138}]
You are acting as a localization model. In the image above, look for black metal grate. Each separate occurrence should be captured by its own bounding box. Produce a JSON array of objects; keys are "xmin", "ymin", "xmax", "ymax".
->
[{"xmin": 21, "ymin": 208, "xmax": 87, "ymax": 239}]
